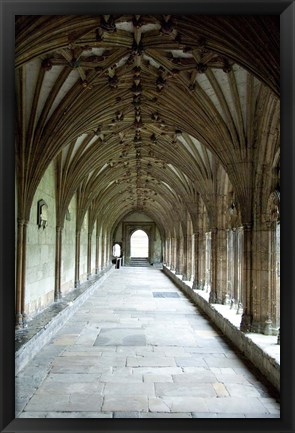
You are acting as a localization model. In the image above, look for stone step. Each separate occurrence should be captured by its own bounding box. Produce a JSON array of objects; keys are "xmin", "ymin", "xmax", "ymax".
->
[{"xmin": 128, "ymin": 258, "xmax": 150, "ymax": 267}]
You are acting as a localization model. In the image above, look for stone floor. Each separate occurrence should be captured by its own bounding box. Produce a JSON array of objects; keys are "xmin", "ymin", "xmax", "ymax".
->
[{"xmin": 16, "ymin": 267, "xmax": 280, "ymax": 418}]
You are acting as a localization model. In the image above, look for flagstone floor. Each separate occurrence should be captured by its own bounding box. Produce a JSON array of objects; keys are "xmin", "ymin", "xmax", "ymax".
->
[{"xmin": 16, "ymin": 267, "xmax": 280, "ymax": 418}]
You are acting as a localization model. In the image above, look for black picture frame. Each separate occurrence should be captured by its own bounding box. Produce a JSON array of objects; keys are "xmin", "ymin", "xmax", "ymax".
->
[{"xmin": 1, "ymin": 1, "xmax": 294, "ymax": 432}]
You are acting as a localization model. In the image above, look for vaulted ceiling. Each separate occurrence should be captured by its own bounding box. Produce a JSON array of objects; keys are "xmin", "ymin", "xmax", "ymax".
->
[{"xmin": 15, "ymin": 15, "xmax": 280, "ymax": 232}]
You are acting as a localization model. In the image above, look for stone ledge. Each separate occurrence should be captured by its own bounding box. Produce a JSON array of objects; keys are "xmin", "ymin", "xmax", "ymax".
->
[
  {"xmin": 162, "ymin": 265, "xmax": 280, "ymax": 392},
  {"xmin": 15, "ymin": 265, "xmax": 114, "ymax": 375}
]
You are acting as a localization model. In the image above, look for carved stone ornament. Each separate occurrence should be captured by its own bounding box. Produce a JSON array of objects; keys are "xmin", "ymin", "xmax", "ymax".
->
[
  {"xmin": 266, "ymin": 190, "xmax": 280, "ymax": 226},
  {"xmin": 227, "ymin": 202, "xmax": 238, "ymax": 228}
]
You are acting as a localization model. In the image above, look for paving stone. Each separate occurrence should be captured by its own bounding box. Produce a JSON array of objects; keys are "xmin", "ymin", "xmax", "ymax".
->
[
  {"xmin": 24, "ymin": 393, "xmax": 103, "ymax": 412},
  {"xmin": 204, "ymin": 356, "xmax": 248, "ymax": 368},
  {"xmin": 203, "ymin": 397, "xmax": 269, "ymax": 414},
  {"xmin": 162, "ymin": 397, "xmax": 209, "ymax": 413},
  {"xmin": 16, "ymin": 267, "xmax": 280, "ymax": 418},
  {"xmin": 143, "ymin": 374, "xmax": 173, "ymax": 383},
  {"xmin": 192, "ymin": 412, "xmax": 246, "ymax": 418},
  {"xmin": 35, "ymin": 380, "xmax": 104, "ymax": 395},
  {"xmin": 104, "ymin": 382, "xmax": 155, "ymax": 396},
  {"xmin": 51, "ymin": 334, "xmax": 80, "ymax": 345},
  {"xmin": 224, "ymin": 383, "xmax": 262, "ymax": 397},
  {"xmin": 140, "ymin": 412, "xmax": 192, "ymax": 418},
  {"xmin": 20, "ymin": 411, "xmax": 113, "ymax": 418},
  {"xmin": 175, "ymin": 357, "xmax": 207, "ymax": 367},
  {"xmin": 94, "ymin": 328, "xmax": 146, "ymax": 346},
  {"xmin": 244, "ymin": 413, "xmax": 280, "ymax": 418},
  {"xmin": 113, "ymin": 412, "xmax": 140, "ymax": 418},
  {"xmin": 148, "ymin": 397, "xmax": 171, "ymax": 412},
  {"xmin": 132, "ymin": 367, "xmax": 183, "ymax": 375},
  {"xmin": 155, "ymin": 383, "xmax": 216, "ymax": 398},
  {"xmin": 172, "ymin": 372, "xmax": 216, "ymax": 384},
  {"xmin": 213, "ymin": 382, "xmax": 229, "ymax": 397},
  {"xmin": 46, "ymin": 373, "xmax": 103, "ymax": 383},
  {"xmin": 100, "ymin": 369, "xmax": 143, "ymax": 383},
  {"xmin": 127, "ymin": 356, "xmax": 176, "ymax": 367},
  {"xmin": 102, "ymin": 396, "xmax": 148, "ymax": 412}
]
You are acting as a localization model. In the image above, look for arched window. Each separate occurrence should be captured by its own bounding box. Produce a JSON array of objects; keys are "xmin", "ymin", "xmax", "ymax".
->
[
  {"xmin": 113, "ymin": 243, "xmax": 121, "ymax": 257},
  {"xmin": 130, "ymin": 230, "xmax": 149, "ymax": 258}
]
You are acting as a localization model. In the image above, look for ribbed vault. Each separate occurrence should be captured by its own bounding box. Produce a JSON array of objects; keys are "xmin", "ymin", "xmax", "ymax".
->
[{"xmin": 15, "ymin": 14, "xmax": 279, "ymax": 233}]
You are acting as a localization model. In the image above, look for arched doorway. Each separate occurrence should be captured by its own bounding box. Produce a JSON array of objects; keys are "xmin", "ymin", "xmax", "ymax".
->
[{"xmin": 130, "ymin": 230, "xmax": 149, "ymax": 258}]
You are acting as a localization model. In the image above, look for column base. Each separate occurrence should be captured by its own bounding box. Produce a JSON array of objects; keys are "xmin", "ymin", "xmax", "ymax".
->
[
  {"xmin": 15, "ymin": 313, "xmax": 23, "ymax": 329},
  {"xmin": 54, "ymin": 292, "xmax": 62, "ymax": 302},
  {"xmin": 209, "ymin": 292, "xmax": 223, "ymax": 304},
  {"xmin": 74, "ymin": 280, "xmax": 80, "ymax": 288},
  {"xmin": 240, "ymin": 313, "xmax": 253, "ymax": 332}
]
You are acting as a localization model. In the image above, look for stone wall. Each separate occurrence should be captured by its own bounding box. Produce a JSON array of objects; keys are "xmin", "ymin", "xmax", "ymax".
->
[{"xmin": 25, "ymin": 163, "xmax": 56, "ymax": 316}]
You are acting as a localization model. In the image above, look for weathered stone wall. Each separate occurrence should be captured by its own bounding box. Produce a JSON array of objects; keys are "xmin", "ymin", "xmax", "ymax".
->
[
  {"xmin": 61, "ymin": 194, "xmax": 76, "ymax": 294},
  {"xmin": 25, "ymin": 163, "xmax": 56, "ymax": 316}
]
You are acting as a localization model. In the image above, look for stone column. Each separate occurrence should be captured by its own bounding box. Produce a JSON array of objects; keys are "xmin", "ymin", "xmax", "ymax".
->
[
  {"xmin": 192, "ymin": 233, "xmax": 199, "ymax": 290},
  {"xmin": 240, "ymin": 224, "xmax": 253, "ymax": 332},
  {"xmin": 74, "ymin": 230, "xmax": 81, "ymax": 287},
  {"xmin": 15, "ymin": 219, "xmax": 28, "ymax": 328},
  {"xmin": 217, "ymin": 229, "xmax": 228, "ymax": 304},
  {"xmin": 209, "ymin": 228, "xmax": 218, "ymax": 303},
  {"xmin": 175, "ymin": 236, "xmax": 182, "ymax": 274},
  {"xmin": 183, "ymin": 234, "xmax": 192, "ymax": 281},
  {"xmin": 250, "ymin": 224, "xmax": 277, "ymax": 334},
  {"xmin": 54, "ymin": 226, "xmax": 62, "ymax": 301},
  {"xmin": 95, "ymin": 232, "xmax": 100, "ymax": 273},
  {"xmin": 226, "ymin": 229, "xmax": 234, "ymax": 301},
  {"xmin": 170, "ymin": 237, "xmax": 175, "ymax": 270},
  {"xmin": 101, "ymin": 234, "xmax": 105, "ymax": 270},
  {"xmin": 87, "ymin": 232, "xmax": 92, "ymax": 279}
]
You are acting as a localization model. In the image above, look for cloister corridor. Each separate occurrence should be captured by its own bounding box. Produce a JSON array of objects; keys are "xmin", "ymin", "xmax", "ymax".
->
[{"xmin": 15, "ymin": 266, "xmax": 279, "ymax": 419}]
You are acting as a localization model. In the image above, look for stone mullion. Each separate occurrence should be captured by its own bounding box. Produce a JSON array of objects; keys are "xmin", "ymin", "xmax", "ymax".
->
[
  {"xmin": 54, "ymin": 226, "xmax": 62, "ymax": 301},
  {"xmin": 87, "ymin": 232, "xmax": 92, "ymax": 279},
  {"xmin": 74, "ymin": 231, "xmax": 81, "ymax": 287}
]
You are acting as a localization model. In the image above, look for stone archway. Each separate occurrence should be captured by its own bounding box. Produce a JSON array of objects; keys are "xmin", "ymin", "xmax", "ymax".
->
[
  {"xmin": 122, "ymin": 221, "xmax": 163, "ymax": 266},
  {"xmin": 130, "ymin": 230, "xmax": 149, "ymax": 258}
]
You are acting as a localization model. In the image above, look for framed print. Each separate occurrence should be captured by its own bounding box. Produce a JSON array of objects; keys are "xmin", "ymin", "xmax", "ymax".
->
[{"xmin": 1, "ymin": 1, "xmax": 294, "ymax": 433}]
